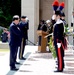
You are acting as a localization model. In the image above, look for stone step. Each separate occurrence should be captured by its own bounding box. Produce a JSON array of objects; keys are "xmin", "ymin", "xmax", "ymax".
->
[
  {"xmin": 0, "ymin": 42, "xmax": 9, "ymax": 49},
  {"xmin": 64, "ymin": 57, "xmax": 74, "ymax": 61}
]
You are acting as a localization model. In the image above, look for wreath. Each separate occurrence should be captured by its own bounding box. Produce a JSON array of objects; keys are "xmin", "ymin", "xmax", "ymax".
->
[{"xmin": 48, "ymin": 37, "xmax": 57, "ymax": 59}]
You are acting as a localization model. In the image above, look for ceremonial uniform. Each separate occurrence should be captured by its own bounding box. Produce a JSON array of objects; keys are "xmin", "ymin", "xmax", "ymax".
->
[
  {"xmin": 19, "ymin": 17, "xmax": 29, "ymax": 59},
  {"xmin": 52, "ymin": 0, "xmax": 65, "ymax": 72},
  {"xmin": 53, "ymin": 18, "xmax": 64, "ymax": 72}
]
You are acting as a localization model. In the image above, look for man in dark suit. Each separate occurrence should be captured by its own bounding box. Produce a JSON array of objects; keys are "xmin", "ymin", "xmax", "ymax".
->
[
  {"xmin": 9, "ymin": 15, "xmax": 21, "ymax": 71},
  {"xmin": 19, "ymin": 16, "xmax": 29, "ymax": 60},
  {"xmin": 37, "ymin": 20, "xmax": 47, "ymax": 46}
]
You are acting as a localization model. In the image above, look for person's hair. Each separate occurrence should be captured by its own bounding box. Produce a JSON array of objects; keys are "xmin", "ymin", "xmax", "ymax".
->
[
  {"xmin": 55, "ymin": 10, "xmax": 62, "ymax": 16},
  {"xmin": 3, "ymin": 28, "xmax": 7, "ymax": 31},
  {"xmin": 61, "ymin": 12, "xmax": 65, "ymax": 17},
  {"xmin": 12, "ymin": 18, "xmax": 19, "ymax": 21},
  {"xmin": 40, "ymin": 20, "xmax": 45, "ymax": 24},
  {"xmin": 21, "ymin": 16, "xmax": 26, "ymax": 19},
  {"xmin": 12, "ymin": 15, "xmax": 19, "ymax": 21}
]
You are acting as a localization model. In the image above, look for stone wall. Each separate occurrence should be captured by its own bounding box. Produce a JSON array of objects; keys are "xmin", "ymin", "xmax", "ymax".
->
[
  {"xmin": 21, "ymin": 0, "xmax": 72, "ymax": 44},
  {"xmin": 39, "ymin": 0, "xmax": 67, "ymax": 21}
]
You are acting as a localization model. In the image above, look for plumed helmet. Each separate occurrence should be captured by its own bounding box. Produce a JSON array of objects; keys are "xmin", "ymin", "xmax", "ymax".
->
[
  {"xmin": 52, "ymin": 0, "xmax": 59, "ymax": 11},
  {"xmin": 59, "ymin": 2, "xmax": 65, "ymax": 11}
]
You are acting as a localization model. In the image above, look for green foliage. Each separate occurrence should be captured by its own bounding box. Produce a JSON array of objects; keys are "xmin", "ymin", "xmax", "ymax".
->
[
  {"xmin": 0, "ymin": 0, "xmax": 21, "ymax": 28},
  {"xmin": 64, "ymin": 24, "xmax": 74, "ymax": 36},
  {"xmin": 48, "ymin": 37, "xmax": 57, "ymax": 59},
  {"xmin": 64, "ymin": 24, "xmax": 68, "ymax": 33},
  {"xmin": 64, "ymin": 24, "xmax": 69, "ymax": 36},
  {"xmin": 0, "ymin": 49, "xmax": 9, "ymax": 52}
]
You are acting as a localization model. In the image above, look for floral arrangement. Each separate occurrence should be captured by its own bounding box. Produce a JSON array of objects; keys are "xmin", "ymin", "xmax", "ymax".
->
[
  {"xmin": 64, "ymin": 24, "xmax": 69, "ymax": 36},
  {"xmin": 48, "ymin": 24, "xmax": 73, "ymax": 59},
  {"xmin": 64, "ymin": 24, "xmax": 74, "ymax": 36},
  {"xmin": 48, "ymin": 37, "xmax": 57, "ymax": 59}
]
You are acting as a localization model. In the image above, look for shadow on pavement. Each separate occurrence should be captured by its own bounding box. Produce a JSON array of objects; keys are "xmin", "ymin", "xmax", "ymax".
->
[
  {"xmin": 63, "ymin": 69, "xmax": 74, "ymax": 74},
  {"xmin": 6, "ymin": 52, "xmax": 31, "ymax": 75},
  {"xmin": 19, "ymin": 69, "xmax": 33, "ymax": 72},
  {"xmin": 32, "ymin": 53, "xmax": 52, "ymax": 59}
]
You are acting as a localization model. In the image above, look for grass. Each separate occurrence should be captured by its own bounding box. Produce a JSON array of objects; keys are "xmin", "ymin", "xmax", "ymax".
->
[{"xmin": 0, "ymin": 49, "xmax": 9, "ymax": 52}]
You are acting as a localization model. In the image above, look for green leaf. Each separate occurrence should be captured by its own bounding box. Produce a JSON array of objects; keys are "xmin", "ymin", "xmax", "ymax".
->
[{"xmin": 48, "ymin": 37, "xmax": 57, "ymax": 59}]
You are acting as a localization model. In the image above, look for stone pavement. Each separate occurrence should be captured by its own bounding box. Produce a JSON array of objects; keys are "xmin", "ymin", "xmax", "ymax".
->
[{"xmin": 0, "ymin": 45, "xmax": 74, "ymax": 75}]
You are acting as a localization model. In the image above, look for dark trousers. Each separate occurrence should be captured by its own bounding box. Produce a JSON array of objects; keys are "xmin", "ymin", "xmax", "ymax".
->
[
  {"xmin": 19, "ymin": 38, "xmax": 26, "ymax": 59},
  {"xmin": 9, "ymin": 45, "xmax": 18, "ymax": 68},
  {"xmin": 38, "ymin": 36, "xmax": 41, "ymax": 46},
  {"xmin": 54, "ymin": 39, "xmax": 64, "ymax": 71},
  {"xmin": 57, "ymin": 46, "xmax": 64, "ymax": 71}
]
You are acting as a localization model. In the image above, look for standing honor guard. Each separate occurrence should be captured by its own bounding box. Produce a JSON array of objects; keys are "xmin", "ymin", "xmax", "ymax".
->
[
  {"xmin": 9, "ymin": 15, "xmax": 21, "ymax": 71},
  {"xmin": 53, "ymin": 10, "xmax": 65, "ymax": 72},
  {"xmin": 19, "ymin": 16, "xmax": 29, "ymax": 60},
  {"xmin": 52, "ymin": 0, "xmax": 65, "ymax": 72}
]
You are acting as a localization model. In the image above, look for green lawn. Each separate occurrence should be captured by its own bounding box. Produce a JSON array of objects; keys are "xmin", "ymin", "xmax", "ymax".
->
[{"xmin": 0, "ymin": 49, "xmax": 9, "ymax": 52}]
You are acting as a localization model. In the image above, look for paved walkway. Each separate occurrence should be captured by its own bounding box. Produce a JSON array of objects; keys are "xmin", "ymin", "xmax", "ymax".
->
[{"xmin": 0, "ymin": 45, "xmax": 74, "ymax": 75}]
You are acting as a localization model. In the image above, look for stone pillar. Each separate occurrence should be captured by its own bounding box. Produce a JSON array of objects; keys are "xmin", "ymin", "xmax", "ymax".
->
[
  {"xmin": 64, "ymin": 0, "xmax": 68, "ymax": 23},
  {"xmin": 68, "ymin": 0, "xmax": 73, "ymax": 45},
  {"xmin": 21, "ymin": 0, "xmax": 39, "ymax": 45}
]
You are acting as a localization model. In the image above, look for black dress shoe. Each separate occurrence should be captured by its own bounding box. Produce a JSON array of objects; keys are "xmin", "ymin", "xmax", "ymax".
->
[
  {"xmin": 20, "ymin": 57, "xmax": 26, "ymax": 60},
  {"xmin": 54, "ymin": 70, "xmax": 63, "ymax": 72},
  {"xmin": 10, "ymin": 67, "xmax": 19, "ymax": 71},
  {"xmin": 15, "ymin": 61, "xmax": 20, "ymax": 64}
]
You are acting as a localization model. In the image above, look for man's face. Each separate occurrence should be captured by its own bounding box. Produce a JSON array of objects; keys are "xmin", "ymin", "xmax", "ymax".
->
[
  {"xmin": 61, "ymin": 16, "xmax": 65, "ymax": 19},
  {"xmin": 21, "ymin": 18, "xmax": 26, "ymax": 22},
  {"xmin": 14, "ymin": 19, "xmax": 20, "ymax": 25}
]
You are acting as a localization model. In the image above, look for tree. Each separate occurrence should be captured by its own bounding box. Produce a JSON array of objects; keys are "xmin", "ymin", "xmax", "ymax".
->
[{"xmin": 0, "ymin": 0, "xmax": 21, "ymax": 28}]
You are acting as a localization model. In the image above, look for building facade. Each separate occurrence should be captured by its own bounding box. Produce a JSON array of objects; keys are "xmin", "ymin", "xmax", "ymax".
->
[{"xmin": 21, "ymin": 0, "xmax": 74, "ymax": 45}]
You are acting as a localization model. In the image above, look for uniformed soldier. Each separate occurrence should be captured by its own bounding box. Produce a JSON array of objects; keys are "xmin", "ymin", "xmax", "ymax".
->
[
  {"xmin": 9, "ymin": 15, "xmax": 21, "ymax": 71},
  {"xmin": 53, "ymin": 10, "xmax": 65, "ymax": 72},
  {"xmin": 19, "ymin": 16, "xmax": 29, "ymax": 60}
]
